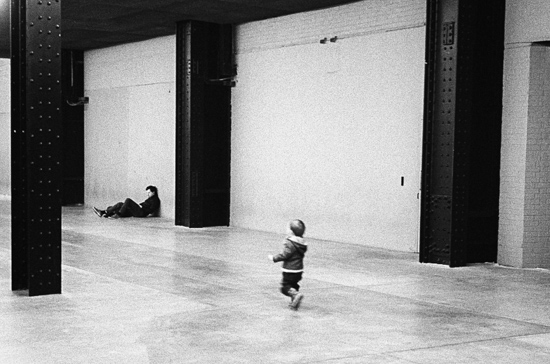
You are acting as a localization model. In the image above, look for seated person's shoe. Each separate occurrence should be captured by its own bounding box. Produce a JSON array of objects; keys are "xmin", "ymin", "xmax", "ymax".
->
[{"xmin": 92, "ymin": 207, "xmax": 105, "ymax": 217}]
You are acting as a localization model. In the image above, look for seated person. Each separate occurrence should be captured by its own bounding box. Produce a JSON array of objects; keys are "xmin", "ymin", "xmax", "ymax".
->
[{"xmin": 93, "ymin": 185, "xmax": 160, "ymax": 219}]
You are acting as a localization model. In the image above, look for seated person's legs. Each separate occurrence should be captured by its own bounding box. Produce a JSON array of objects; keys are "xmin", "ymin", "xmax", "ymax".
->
[
  {"xmin": 118, "ymin": 198, "xmax": 145, "ymax": 217},
  {"xmin": 105, "ymin": 202, "xmax": 123, "ymax": 217},
  {"xmin": 94, "ymin": 202, "xmax": 122, "ymax": 217}
]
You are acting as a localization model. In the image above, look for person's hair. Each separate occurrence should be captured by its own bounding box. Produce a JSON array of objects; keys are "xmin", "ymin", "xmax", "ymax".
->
[
  {"xmin": 289, "ymin": 219, "xmax": 305, "ymax": 237},
  {"xmin": 146, "ymin": 185, "xmax": 158, "ymax": 195}
]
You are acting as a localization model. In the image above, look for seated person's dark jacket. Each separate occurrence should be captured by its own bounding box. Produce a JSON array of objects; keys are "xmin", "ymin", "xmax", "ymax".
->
[{"xmin": 141, "ymin": 195, "xmax": 160, "ymax": 216}]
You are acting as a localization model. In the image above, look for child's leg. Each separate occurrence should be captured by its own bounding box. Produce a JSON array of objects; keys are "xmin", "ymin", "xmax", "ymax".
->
[
  {"xmin": 280, "ymin": 273, "xmax": 304, "ymax": 309},
  {"xmin": 280, "ymin": 273, "xmax": 293, "ymax": 297},
  {"xmin": 280, "ymin": 272, "xmax": 302, "ymax": 295},
  {"xmin": 288, "ymin": 273, "xmax": 304, "ymax": 310},
  {"xmin": 291, "ymin": 280, "xmax": 301, "ymax": 292}
]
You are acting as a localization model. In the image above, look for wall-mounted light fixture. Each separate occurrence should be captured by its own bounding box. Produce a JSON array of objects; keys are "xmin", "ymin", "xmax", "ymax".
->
[
  {"xmin": 207, "ymin": 76, "xmax": 236, "ymax": 87},
  {"xmin": 66, "ymin": 96, "xmax": 89, "ymax": 107}
]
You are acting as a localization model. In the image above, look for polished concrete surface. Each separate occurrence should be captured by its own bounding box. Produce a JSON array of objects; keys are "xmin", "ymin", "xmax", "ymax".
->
[{"xmin": 1, "ymin": 198, "xmax": 550, "ymax": 363}]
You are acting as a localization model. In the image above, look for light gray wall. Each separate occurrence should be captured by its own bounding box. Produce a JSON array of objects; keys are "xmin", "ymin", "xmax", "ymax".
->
[
  {"xmin": 231, "ymin": 0, "xmax": 426, "ymax": 251},
  {"xmin": 499, "ymin": 0, "xmax": 550, "ymax": 268},
  {"xmin": 84, "ymin": 36, "xmax": 176, "ymax": 218},
  {"xmin": 506, "ymin": 0, "xmax": 550, "ymax": 44},
  {"xmin": 0, "ymin": 59, "xmax": 9, "ymax": 197}
]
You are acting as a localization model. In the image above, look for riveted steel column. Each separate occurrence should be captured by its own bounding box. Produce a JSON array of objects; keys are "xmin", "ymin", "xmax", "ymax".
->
[
  {"xmin": 11, "ymin": 0, "xmax": 62, "ymax": 295},
  {"xmin": 176, "ymin": 21, "xmax": 207, "ymax": 227},
  {"xmin": 421, "ymin": 0, "xmax": 465, "ymax": 267},
  {"xmin": 421, "ymin": 0, "xmax": 504, "ymax": 267},
  {"xmin": 176, "ymin": 20, "xmax": 233, "ymax": 228}
]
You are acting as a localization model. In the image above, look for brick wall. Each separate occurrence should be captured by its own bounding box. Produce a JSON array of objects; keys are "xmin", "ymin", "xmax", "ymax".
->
[
  {"xmin": 499, "ymin": 45, "xmax": 530, "ymax": 267},
  {"xmin": 523, "ymin": 44, "xmax": 550, "ymax": 268},
  {"xmin": 499, "ymin": 43, "xmax": 550, "ymax": 269}
]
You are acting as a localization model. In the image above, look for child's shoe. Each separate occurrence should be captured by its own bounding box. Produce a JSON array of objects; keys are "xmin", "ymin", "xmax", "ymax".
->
[{"xmin": 288, "ymin": 289, "xmax": 304, "ymax": 310}]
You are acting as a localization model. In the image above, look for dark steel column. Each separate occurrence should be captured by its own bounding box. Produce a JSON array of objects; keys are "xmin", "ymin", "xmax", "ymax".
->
[
  {"xmin": 421, "ymin": 0, "xmax": 464, "ymax": 267},
  {"xmin": 11, "ymin": 0, "xmax": 62, "ymax": 295},
  {"xmin": 176, "ymin": 20, "xmax": 233, "ymax": 228},
  {"xmin": 421, "ymin": 0, "xmax": 504, "ymax": 267},
  {"xmin": 176, "ymin": 21, "xmax": 207, "ymax": 228}
]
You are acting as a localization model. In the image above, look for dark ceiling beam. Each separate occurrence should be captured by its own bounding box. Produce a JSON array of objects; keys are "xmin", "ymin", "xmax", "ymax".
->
[{"xmin": 1, "ymin": 0, "xmax": 361, "ymax": 58}]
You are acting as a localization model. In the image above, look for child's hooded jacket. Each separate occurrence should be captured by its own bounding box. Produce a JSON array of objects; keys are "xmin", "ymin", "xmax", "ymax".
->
[{"xmin": 272, "ymin": 236, "xmax": 308, "ymax": 272}]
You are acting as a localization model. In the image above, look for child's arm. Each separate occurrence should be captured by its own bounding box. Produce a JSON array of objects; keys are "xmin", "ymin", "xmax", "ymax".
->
[{"xmin": 270, "ymin": 242, "xmax": 293, "ymax": 262}]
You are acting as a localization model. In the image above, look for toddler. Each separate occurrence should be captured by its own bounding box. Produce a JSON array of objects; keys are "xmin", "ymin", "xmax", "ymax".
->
[{"xmin": 268, "ymin": 219, "xmax": 307, "ymax": 310}]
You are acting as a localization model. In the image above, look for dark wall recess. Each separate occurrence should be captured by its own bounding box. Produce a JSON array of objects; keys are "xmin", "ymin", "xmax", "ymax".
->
[{"xmin": 61, "ymin": 49, "xmax": 85, "ymax": 206}]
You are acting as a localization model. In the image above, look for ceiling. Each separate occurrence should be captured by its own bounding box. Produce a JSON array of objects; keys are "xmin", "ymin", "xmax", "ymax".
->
[{"xmin": 0, "ymin": 0, "xmax": 359, "ymax": 58}]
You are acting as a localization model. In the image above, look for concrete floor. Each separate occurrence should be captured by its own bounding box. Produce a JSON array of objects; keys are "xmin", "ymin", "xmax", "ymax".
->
[{"xmin": 1, "ymin": 198, "xmax": 550, "ymax": 363}]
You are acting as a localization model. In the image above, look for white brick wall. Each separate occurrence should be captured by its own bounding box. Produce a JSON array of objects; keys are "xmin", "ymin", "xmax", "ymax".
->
[
  {"xmin": 498, "ymin": 45, "xmax": 530, "ymax": 267},
  {"xmin": 499, "ymin": 43, "xmax": 550, "ymax": 269},
  {"xmin": 236, "ymin": 0, "xmax": 425, "ymax": 54},
  {"xmin": 523, "ymin": 44, "xmax": 550, "ymax": 268}
]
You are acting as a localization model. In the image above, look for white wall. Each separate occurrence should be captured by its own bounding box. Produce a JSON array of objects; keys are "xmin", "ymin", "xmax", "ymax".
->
[
  {"xmin": 499, "ymin": 0, "xmax": 550, "ymax": 268},
  {"xmin": 506, "ymin": 0, "xmax": 550, "ymax": 44},
  {"xmin": 84, "ymin": 36, "xmax": 176, "ymax": 218},
  {"xmin": 0, "ymin": 59, "xmax": 9, "ymax": 196},
  {"xmin": 231, "ymin": 0, "xmax": 426, "ymax": 252},
  {"xmin": 499, "ymin": 33, "xmax": 550, "ymax": 269},
  {"xmin": 499, "ymin": 44, "xmax": 530, "ymax": 268}
]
